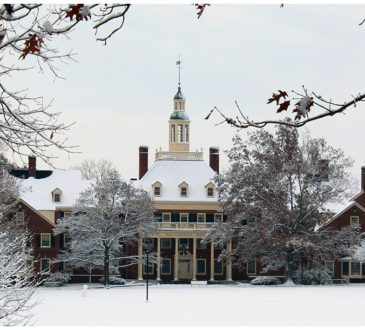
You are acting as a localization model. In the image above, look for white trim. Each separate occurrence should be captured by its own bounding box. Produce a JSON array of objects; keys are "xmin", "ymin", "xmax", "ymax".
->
[
  {"xmin": 41, "ymin": 233, "xmax": 51, "ymax": 248},
  {"xmin": 40, "ymin": 258, "xmax": 50, "ymax": 273}
]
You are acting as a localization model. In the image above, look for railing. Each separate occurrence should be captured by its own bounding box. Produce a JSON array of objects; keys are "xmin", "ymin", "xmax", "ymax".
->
[
  {"xmin": 158, "ymin": 223, "xmax": 216, "ymax": 230},
  {"xmin": 155, "ymin": 151, "xmax": 203, "ymax": 160}
]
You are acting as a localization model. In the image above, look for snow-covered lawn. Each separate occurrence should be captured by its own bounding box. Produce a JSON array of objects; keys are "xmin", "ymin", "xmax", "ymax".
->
[{"xmin": 31, "ymin": 283, "xmax": 365, "ymax": 326}]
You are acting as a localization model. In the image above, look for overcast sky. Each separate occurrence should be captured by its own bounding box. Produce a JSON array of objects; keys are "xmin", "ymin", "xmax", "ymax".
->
[{"xmin": 7, "ymin": 4, "xmax": 365, "ymax": 188}]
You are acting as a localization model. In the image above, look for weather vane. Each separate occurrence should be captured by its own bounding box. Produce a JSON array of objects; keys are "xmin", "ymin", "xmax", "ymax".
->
[{"xmin": 176, "ymin": 55, "xmax": 182, "ymax": 87}]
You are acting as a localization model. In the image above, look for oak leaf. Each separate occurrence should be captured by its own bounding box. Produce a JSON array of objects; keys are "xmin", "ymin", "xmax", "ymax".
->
[
  {"xmin": 194, "ymin": 4, "xmax": 210, "ymax": 19},
  {"xmin": 65, "ymin": 4, "xmax": 90, "ymax": 21},
  {"xmin": 19, "ymin": 33, "xmax": 44, "ymax": 60},
  {"xmin": 204, "ymin": 108, "xmax": 214, "ymax": 120},
  {"xmin": 276, "ymin": 100, "xmax": 290, "ymax": 113},
  {"xmin": 267, "ymin": 90, "xmax": 288, "ymax": 105}
]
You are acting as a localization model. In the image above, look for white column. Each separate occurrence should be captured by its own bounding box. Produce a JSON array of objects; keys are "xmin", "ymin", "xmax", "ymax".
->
[
  {"xmin": 226, "ymin": 239, "xmax": 233, "ymax": 281},
  {"xmin": 193, "ymin": 238, "xmax": 197, "ymax": 280},
  {"xmin": 138, "ymin": 237, "xmax": 143, "ymax": 280},
  {"xmin": 210, "ymin": 241, "xmax": 214, "ymax": 281},
  {"xmin": 174, "ymin": 238, "xmax": 179, "ymax": 281},
  {"xmin": 157, "ymin": 237, "xmax": 161, "ymax": 281}
]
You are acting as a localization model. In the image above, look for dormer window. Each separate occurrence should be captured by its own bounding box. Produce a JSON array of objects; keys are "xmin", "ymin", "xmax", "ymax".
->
[
  {"xmin": 15, "ymin": 212, "xmax": 24, "ymax": 225},
  {"xmin": 52, "ymin": 188, "xmax": 62, "ymax": 203},
  {"xmin": 205, "ymin": 182, "xmax": 215, "ymax": 198},
  {"xmin": 152, "ymin": 181, "xmax": 162, "ymax": 197},
  {"xmin": 179, "ymin": 181, "xmax": 189, "ymax": 197}
]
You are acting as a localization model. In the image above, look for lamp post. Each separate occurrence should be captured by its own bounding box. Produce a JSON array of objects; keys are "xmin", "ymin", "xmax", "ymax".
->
[{"xmin": 146, "ymin": 250, "xmax": 150, "ymax": 302}]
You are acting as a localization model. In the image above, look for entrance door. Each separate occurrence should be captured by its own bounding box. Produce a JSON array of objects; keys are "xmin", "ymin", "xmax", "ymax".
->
[{"xmin": 178, "ymin": 259, "xmax": 192, "ymax": 279}]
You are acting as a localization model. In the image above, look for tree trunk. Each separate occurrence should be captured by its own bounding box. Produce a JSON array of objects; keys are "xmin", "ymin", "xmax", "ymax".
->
[
  {"xmin": 104, "ymin": 247, "xmax": 110, "ymax": 288},
  {"xmin": 286, "ymin": 247, "xmax": 295, "ymax": 283}
]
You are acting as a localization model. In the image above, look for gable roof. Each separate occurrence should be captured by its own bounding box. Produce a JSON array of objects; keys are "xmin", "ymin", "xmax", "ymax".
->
[
  {"xmin": 17, "ymin": 170, "xmax": 92, "ymax": 210},
  {"xmin": 137, "ymin": 159, "xmax": 218, "ymax": 202}
]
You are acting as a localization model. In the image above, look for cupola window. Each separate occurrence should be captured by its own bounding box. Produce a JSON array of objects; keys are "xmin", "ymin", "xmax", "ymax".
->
[
  {"xmin": 185, "ymin": 125, "xmax": 189, "ymax": 142},
  {"xmin": 178, "ymin": 124, "xmax": 183, "ymax": 142},
  {"xmin": 171, "ymin": 125, "xmax": 176, "ymax": 142}
]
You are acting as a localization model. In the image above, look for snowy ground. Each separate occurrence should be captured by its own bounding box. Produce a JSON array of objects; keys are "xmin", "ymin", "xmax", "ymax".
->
[{"xmin": 31, "ymin": 282, "xmax": 365, "ymax": 327}]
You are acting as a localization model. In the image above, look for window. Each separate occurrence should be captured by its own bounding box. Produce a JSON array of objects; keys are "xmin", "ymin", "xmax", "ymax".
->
[
  {"xmin": 143, "ymin": 238, "xmax": 154, "ymax": 250},
  {"xmin": 144, "ymin": 261, "xmax": 153, "ymax": 275},
  {"xmin": 41, "ymin": 233, "xmax": 51, "ymax": 248},
  {"xmin": 248, "ymin": 217, "xmax": 256, "ymax": 224},
  {"xmin": 180, "ymin": 213, "xmax": 188, "ymax": 222},
  {"xmin": 64, "ymin": 212, "xmax": 72, "ymax": 218},
  {"xmin": 15, "ymin": 212, "xmax": 24, "ymax": 225},
  {"xmin": 197, "ymin": 259, "xmax": 206, "ymax": 275},
  {"xmin": 205, "ymin": 182, "xmax": 215, "ymax": 198},
  {"xmin": 342, "ymin": 261, "xmax": 349, "ymax": 276},
  {"xmin": 351, "ymin": 262, "xmax": 361, "ymax": 275},
  {"xmin": 25, "ymin": 258, "xmax": 33, "ymax": 270},
  {"xmin": 174, "ymin": 103, "xmax": 177, "ymax": 111},
  {"xmin": 161, "ymin": 238, "xmax": 171, "ymax": 249},
  {"xmin": 54, "ymin": 194, "xmax": 60, "ymax": 202},
  {"xmin": 214, "ymin": 214, "xmax": 223, "ymax": 223},
  {"xmin": 185, "ymin": 125, "xmax": 189, "ymax": 142},
  {"xmin": 247, "ymin": 260, "xmax": 256, "ymax": 275},
  {"xmin": 171, "ymin": 124, "xmax": 176, "ymax": 142},
  {"xmin": 41, "ymin": 259, "xmax": 50, "ymax": 273},
  {"xmin": 207, "ymin": 187, "xmax": 214, "ymax": 197},
  {"xmin": 214, "ymin": 259, "xmax": 223, "ymax": 275},
  {"xmin": 64, "ymin": 262, "xmax": 73, "ymax": 274},
  {"xmin": 152, "ymin": 182, "xmax": 162, "ymax": 197},
  {"xmin": 214, "ymin": 241, "xmax": 224, "ymax": 249},
  {"xmin": 162, "ymin": 213, "xmax": 171, "ymax": 222},
  {"xmin": 64, "ymin": 233, "xmax": 72, "ymax": 248},
  {"xmin": 181, "ymin": 187, "xmax": 187, "ymax": 197},
  {"xmin": 52, "ymin": 188, "xmax": 62, "ymax": 203},
  {"xmin": 178, "ymin": 124, "xmax": 183, "ymax": 142},
  {"xmin": 197, "ymin": 213, "xmax": 206, "ymax": 223},
  {"xmin": 179, "ymin": 182, "xmax": 188, "ymax": 197},
  {"xmin": 154, "ymin": 186, "xmax": 161, "ymax": 196},
  {"xmin": 325, "ymin": 261, "xmax": 334, "ymax": 277},
  {"xmin": 179, "ymin": 238, "xmax": 189, "ymax": 249},
  {"xmin": 197, "ymin": 239, "xmax": 206, "ymax": 250},
  {"xmin": 351, "ymin": 216, "xmax": 359, "ymax": 226},
  {"xmin": 161, "ymin": 259, "xmax": 171, "ymax": 275}
]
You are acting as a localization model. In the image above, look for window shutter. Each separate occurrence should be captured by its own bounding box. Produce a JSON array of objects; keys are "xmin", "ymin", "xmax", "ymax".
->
[
  {"xmin": 36, "ymin": 234, "xmax": 40, "ymax": 247},
  {"xmin": 189, "ymin": 214, "xmax": 197, "ymax": 223},
  {"xmin": 206, "ymin": 214, "xmax": 214, "ymax": 223},
  {"xmin": 223, "ymin": 215, "xmax": 227, "ymax": 223},
  {"xmin": 171, "ymin": 213, "xmax": 178, "ymax": 222},
  {"xmin": 51, "ymin": 234, "xmax": 55, "ymax": 248},
  {"xmin": 155, "ymin": 213, "xmax": 162, "ymax": 222},
  {"xmin": 26, "ymin": 234, "xmax": 31, "ymax": 247},
  {"xmin": 59, "ymin": 262, "xmax": 64, "ymax": 271},
  {"xmin": 59, "ymin": 211, "xmax": 64, "ymax": 219},
  {"xmin": 60, "ymin": 234, "xmax": 64, "ymax": 249}
]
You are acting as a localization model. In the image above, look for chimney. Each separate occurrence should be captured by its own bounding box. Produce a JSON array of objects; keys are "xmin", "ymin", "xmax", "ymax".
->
[
  {"xmin": 139, "ymin": 146, "xmax": 148, "ymax": 179},
  {"xmin": 209, "ymin": 147, "xmax": 219, "ymax": 174},
  {"xmin": 362, "ymin": 166, "xmax": 365, "ymax": 191},
  {"xmin": 28, "ymin": 156, "xmax": 36, "ymax": 177}
]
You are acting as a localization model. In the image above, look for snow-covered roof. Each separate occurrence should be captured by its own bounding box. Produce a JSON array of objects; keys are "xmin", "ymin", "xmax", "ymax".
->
[
  {"xmin": 18, "ymin": 170, "xmax": 92, "ymax": 210},
  {"xmin": 137, "ymin": 159, "xmax": 218, "ymax": 202}
]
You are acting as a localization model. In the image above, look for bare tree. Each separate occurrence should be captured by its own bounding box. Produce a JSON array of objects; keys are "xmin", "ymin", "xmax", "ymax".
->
[
  {"xmin": 54, "ymin": 166, "xmax": 158, "ymax": 287},
  {"xmin": 207, "ymin": 124, "xmax": 361, "ymax": 283},
  {"xmin": 206, "ymin": 86, "xmax": 365, "ymax": 130},
  {"xmin": 72, "ymin": 159, "xmax": 115, "ymax": 181}
]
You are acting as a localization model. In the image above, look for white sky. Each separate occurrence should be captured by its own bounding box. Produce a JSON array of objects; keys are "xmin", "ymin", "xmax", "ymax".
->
[{"xmin": 6, "ymin": 4, "xmax": 365, "ymax": 188}]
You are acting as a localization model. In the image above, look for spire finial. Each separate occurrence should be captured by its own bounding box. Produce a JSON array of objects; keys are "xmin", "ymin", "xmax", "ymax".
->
[{"xmin": 176, "ymin": 55, "xmax": 182, "ymax": 87}]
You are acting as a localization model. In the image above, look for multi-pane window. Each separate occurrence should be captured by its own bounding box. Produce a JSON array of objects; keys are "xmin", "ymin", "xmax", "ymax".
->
[
  {"xmin": 197, "ymin": 259, "xmax": 206, "ymax": 275},
  {"xmin": 351, "ymin": 217, "xmax": 359, "ymax": 226},
  {"xmin": 162, "ymin": 213, "xmax": 171, "ymax": 222},
  {"xmin": 197, "ymin": 239, "xmax": 206, "ymax": 250},
  {"xmin": 144, "ymin": 261, "xmax": 153, "ymax": 275},
  {"xmin": 171, "ymin": 125, "xmax": 175, "ymax": 142},
  {"xmin": 180, "ymin": 213, "xmax": 188, "ymax": 222},
  {"xmin": 180, "ymin": 187, "xmax": 187, "ymax": 197},
  {"xmin": 197, "ymin": 213, "xmax": 205, "ymax": 223},
  {"xmin": 247, "ymin": 260, "xmax": 256, "ymax": 275},
  {"xmin": 41, "ymin": 259, "xmax": 50, "ymax": 273},
  {"xmin": 161, "ymin": 238, "xmax": 171, "ymax": 249},
  {"xmin": 154, "ymin": 186, "xmax": 161, "ymax": 196},
  {"xmin": 214, "ymin": 214, "xmax": 223, "ymax": 223},
  {"xmin": 15, "ymin": 212, "xmax": 24, "ymax": 225},
  {"xmin": 179, "ymin": 238, "xmax": 189, "ymax": 249},
  {"xmin": 54, "ymin": 193, "xmax": 61, "ymax": 202},
  {"xmin": 64, "ymin": 261, "xmax": 73, "ymax": 274},
  {"xmin": 207, "ymin": 187, "xmax": 214, "ymax": 197},
  {"xmin": 178, "ymin": 124, "xmax": 183, "ymax": 142},
  {"xmin": 214, "ymin": 259, "xmax": 223, "ymax": 275},
  {"xmin": 161, "ymin": 259, "xmax": 171, "ymax": 275},
  {"xmin": 351, "ymin": 262, "xmax": 361, "ymax": 275},
  {"xmin": 41, "ymin": 233, "xmax": 51, "ymax": 248},
  {"xmin": 64, "ymin": 233, "xmax": 72, "ymax": 248},
  {"xmin": 143, "ymin": 238, "xmax": 154, "ymax": 250},
  {"xmin": 185, "ymin": 125, "xmax": 189, "ymax": 142}
]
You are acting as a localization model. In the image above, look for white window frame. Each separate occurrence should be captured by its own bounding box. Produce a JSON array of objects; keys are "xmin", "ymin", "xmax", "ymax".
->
[
  {"xmin": 351, "ymin": 216, "xmax": 359, "ymax": 226},
  {"xmin": 161, "ymin": 238, "xmax": 171, "ymax": 249},
  {"xmin": 161, "ymin": 258, "xmax": 171, "ymax": 275},
  {"xmin": 144, "ymin": 261, "xmax": 154, "ymax": 275},
  {"xmin": 15, "ymin": 211, "xmax": 24, "ymax": 225},
  {"xmin": 180, "ymin": 213, "xmax": 188, "ymax": 222},
  {"xmin": 64, "ymin": 261, "xmax": 73, "ymax": 274},
  {"xmin": 41, "ymin": 233, "xmax": 51, "ymax": 248},
  {"xmin": 214, "ymin": 259, "xmax": 223, "ymax": 275},
  {"xmin": 197, "ymin": 213, "xmax": 206, "ymax": 223},
  {"xmin": 214, "ymin": 213, "xmax": 223, "ymax": 223},
  {"xmin": 179, "ymin": 182, "xmax": 189, "ymax": 197},
  {"xmin": 41, "ymin": 258, "xmax": 50, "ymax": 273},
  {"xmin": 196, "ymin": 259, "xmax": 206, "ymax": 275},
  {"xmin": 64, "ymin": 233, "xmax": 72, "ymax": 248},
  {"xmin": 162, "ymin": 213, "xmax": 171, "ymax": 223}
]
